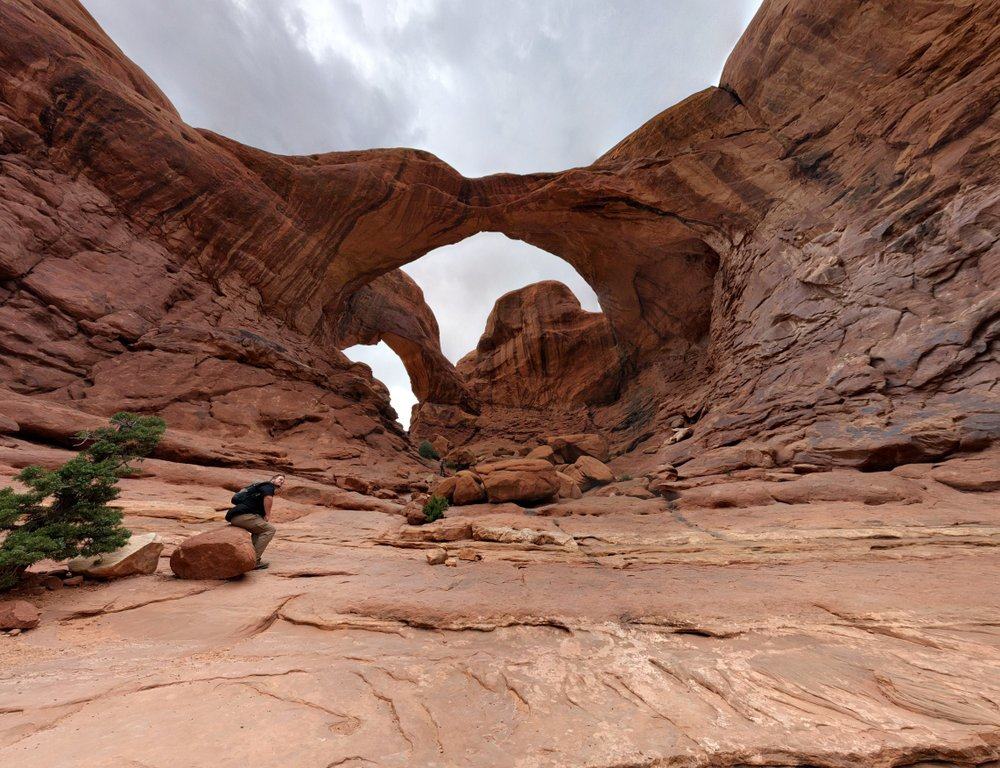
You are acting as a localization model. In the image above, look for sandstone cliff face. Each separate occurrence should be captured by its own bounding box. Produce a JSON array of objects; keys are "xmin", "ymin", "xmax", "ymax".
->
[
  {"xmin": 0, "ymin": 0, "xmax": 420, "ymax": 481},
  {"xmin": 0, "ymin": 0, "xmax": 997, "ymax": 474}
]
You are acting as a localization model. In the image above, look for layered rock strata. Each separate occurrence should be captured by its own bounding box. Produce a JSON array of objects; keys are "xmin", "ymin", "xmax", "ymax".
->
[{"xmin": 3, "ymin": 0, "xmax": 996, "ymax": 472}]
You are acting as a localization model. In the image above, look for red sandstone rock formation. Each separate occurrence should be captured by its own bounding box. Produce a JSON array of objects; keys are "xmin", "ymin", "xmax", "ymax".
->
[
  {"xmin": 2, "ymin": 6, "xmax": 999, "ymax": 764},
  {"xmin": 330, "ymin": 270, "xmax": 475, "ymax": 412},
  {"xmin": 456, "ymin": 281, "xmax": 622, "ymax": 409},
  {"xmin": 0, "ymin": 0, "xmax": 996, "ymax": 476}
]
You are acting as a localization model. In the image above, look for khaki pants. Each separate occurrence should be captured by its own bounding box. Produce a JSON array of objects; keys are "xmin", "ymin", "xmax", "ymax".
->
[{"xmin": 229, "ymin": 514, "xmax": 275, "ymax": 562}]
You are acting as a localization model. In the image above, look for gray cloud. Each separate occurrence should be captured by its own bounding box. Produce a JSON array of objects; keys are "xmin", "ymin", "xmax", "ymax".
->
[
  {"xmin": 82, "ymin": 0, "xmax": 761, "ymax": 427},
  {"xmin": 83, "ymin": 0, "xmax": 422, "ymax": 153}
]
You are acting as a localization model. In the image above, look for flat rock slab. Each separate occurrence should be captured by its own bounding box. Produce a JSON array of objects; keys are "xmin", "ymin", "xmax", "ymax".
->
[{"xmin": 68, "ymin": 532, "xmax": 163, "ymax": 579}]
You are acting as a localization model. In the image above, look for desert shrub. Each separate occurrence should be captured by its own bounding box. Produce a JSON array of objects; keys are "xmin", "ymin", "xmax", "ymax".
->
[
  {"xmin": 619, "ymin": 474, "xmax": 632, "ymax": 482},
  {"xmin": 0, "ymin": 412, "xmax": 165, "ymax": 590},
  {"xmin": 422, "ymin": 494, "xmax": 449, "ymax": 523},
  {"xmin": 417, "ymin": 440, "xmax": 440, "ymax": 461}
]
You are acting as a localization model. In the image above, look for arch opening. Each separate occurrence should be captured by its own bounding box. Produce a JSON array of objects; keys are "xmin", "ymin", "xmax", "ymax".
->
[{"xmin": 339, "ymin": 234, "xmax": 609, "ymax": 431}]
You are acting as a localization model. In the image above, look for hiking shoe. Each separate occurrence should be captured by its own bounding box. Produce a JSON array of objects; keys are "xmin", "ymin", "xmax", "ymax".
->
[{"xmin": 254, "ymin": 561, "xmax": 270, "ymax": 570}]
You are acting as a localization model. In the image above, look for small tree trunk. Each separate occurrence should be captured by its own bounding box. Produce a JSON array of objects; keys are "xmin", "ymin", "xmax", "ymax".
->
[{"xmin": 0, "ymin": 563, "xmax": 27, "ymax": 592}]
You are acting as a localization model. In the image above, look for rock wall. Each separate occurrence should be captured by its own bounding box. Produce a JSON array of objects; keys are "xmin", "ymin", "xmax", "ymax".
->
[{"xmin": 0, "ymin": 0, "xmax": 996, "ymax": 473}]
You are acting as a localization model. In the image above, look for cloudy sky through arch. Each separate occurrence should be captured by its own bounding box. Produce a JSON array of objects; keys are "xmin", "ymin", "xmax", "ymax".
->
[{"xmin": 82, "ymin": 0, "xmax": 762, "ymax": 428}]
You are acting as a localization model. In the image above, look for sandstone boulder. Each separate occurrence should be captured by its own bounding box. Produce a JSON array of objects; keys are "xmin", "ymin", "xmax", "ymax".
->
[
  {"xmin": 432, "ymin": 476, "xmax": 458, "ymax": 501},
  {"xmin": 526, "ymin": 444, "xmax": 556, "ymax": 463},
  {"xmin": 0, "ymin": 600, "xmax": 40, "ymax": 630},
  {"xmin": 452, "ymin": 471, "xmax": 487, "ymax": 505},
  {"xmin": 544, "ymin": 434, "xmax": 610, "ymax": 463},
  {"xmin": 430, "ymin": 435, "xmax": 452, "ymax": 457},
  {"xmin": 42, "ymin": 575, "xmax": 63, "ymax": 590},
  {"xmin": 397, "ymin": 518, "xmax": 473, "ymax": 543},
  {"xmin": 339, "ymin": 476, "xmax": 371, "ymax": 494},
  {"xmin": 425, "ymin": 548, "xmax": 448, "ymax": 565},
  {"xmin": 401, "ymin": 493, "xmax": 430, "ymax": 525},
  {"xmin": 470, "ymin": 521, "xmax": 577, "ymax": 549},
  {"xmin": 476, "ymin": 459, "xmax": 560, "ymax": 504},
  {"xmin": 68, "ymin": 533, "xmax": 163, "ymax": 580},
  {"xmin": 929, "ymin": 451, "xmax": 1000, "ymax": 492},
  {"xmin": 170, "ymin": 528, "xmax": 257, "ymax": 580},
  {"xmin": 564, "ymin": 455, "xmax": 614, "ymax": 491},
  {"xmin": 555, "ymin": 471, "xmax": 583, "ymax": 500},
  {"xmin": 443, "ymin": 448, "xmax": 476, "ymax": 469}
]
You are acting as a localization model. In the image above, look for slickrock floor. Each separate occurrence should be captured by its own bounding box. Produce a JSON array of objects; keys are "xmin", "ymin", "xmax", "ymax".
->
[{"xmin": 2, "ymin": 448, "xmax": 999, "ymax": 767}]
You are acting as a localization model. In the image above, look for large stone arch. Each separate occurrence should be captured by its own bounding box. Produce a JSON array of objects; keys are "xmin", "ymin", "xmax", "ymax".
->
[
  {"xmin": 200, "ymin": 132, "xmax": 734, "ymax": 368},
  {"xmin": 5, "ymin": 0, "xmax": 995, "ymax": 464}
]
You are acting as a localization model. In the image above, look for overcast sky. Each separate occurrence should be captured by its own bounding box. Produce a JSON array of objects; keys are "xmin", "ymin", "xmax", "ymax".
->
[{"xmin": 83, "ymin": 0, "xmax": 761, "ymax": 427}]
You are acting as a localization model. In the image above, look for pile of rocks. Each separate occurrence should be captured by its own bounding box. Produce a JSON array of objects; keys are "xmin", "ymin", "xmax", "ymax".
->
[
  {"xmin": 430, "ymin": 433, "xmax": 616, "ymax": 509},
  {"xmin": 0, "ymin": 533, "xmax": 167, "ymax": 633}
]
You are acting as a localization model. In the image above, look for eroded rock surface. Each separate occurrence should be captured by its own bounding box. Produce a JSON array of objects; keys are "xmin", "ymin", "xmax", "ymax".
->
[
  {"xmin": 457, "ymin": 281, "xmax": 622, "ymax": 409},
  {"xmin": 2, "ymin": 445, "xmax": 998, "ymax": 766}
]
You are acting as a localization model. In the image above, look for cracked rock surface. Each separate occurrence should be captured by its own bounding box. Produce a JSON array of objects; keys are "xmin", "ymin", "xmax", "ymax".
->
[{"xmin": 2, "ymin": 446, "xmax": 999, "ymax": 767}]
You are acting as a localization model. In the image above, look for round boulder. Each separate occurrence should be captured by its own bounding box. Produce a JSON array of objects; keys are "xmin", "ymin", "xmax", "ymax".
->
[
  {"xmin": 452, "ymin": 471, "xmax": 487, "ymax": 505},
  {"xmin": 170, "ymin": 527, "xmax": 257, "ymax": 580}
]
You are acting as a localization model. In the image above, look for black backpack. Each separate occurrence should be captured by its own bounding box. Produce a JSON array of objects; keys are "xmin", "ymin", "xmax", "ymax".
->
[{"xmin": 231, "ymin": 481, "xmax": 266, "ymax": 507}]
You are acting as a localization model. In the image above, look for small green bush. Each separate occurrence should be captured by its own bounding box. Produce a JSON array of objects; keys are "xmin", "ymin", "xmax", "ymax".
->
[
  {"xmin": 422, "ymin": 494, "xmax": 449, "ymax": 523},
  {"xmin": 0, "ymin": 412, "xmax": 165, "ymax": 590},
  {"xmin": 417, "ymin": 440, "xmax": 440, "ymax": 461},
  {"xmin": 619, "ymin": 474, "xmax": 632, "ymax": 482}
]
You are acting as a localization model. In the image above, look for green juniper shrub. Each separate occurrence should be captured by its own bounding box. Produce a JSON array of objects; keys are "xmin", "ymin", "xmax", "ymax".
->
[
  {"xmin": 421, "ymin": 494, "xmax": 449, "ymax": 523},
  {"xmin": 0, "ymin": 412, "xmax": 166, "ymax": 590},
  {"xmin": 417, "ymin": 440, "xmax": 440, "ymax": 461}
]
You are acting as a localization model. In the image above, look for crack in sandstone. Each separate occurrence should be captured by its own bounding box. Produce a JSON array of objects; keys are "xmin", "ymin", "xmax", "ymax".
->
[
  {"xmin": 58, "ymin": 584, "xmax": 218, "ymax": 621},
  {"xmin": 235, "ymin": 682, "xmax": 363, "ymax": 734},
  {"xmin": 602, "ymin": 672, "xmax": 702, "ymax": 749},
  {"xmin": 11, "ymin": 668, "xmax": 312, "ymax": 715},
  {"xmin": 238, "ymin": 593, "xmax": 303, "ymax": 639},
  {"xmin": 351, "ymin": 670, "xmax": 415, "ymax": 754}
]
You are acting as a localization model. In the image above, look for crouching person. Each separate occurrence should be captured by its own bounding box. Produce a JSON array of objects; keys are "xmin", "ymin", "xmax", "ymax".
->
[{"xmin": 226, "ymin": 473, "xmax": 285, "ymax": 570}]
